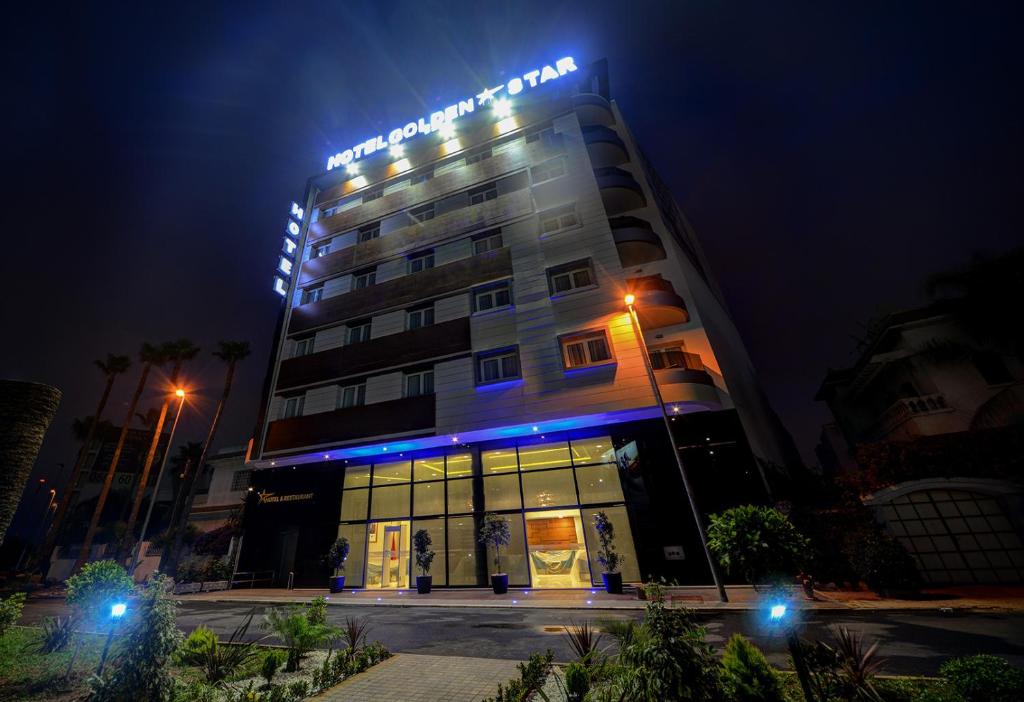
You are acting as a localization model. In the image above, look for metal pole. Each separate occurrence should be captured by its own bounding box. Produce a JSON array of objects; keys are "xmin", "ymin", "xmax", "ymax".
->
[
  {"xmin": 627, "ymin": 303, "xmax": 729, "ymax": 603},
  {"xmin": 97, "ymin": 620, "xmax": 118, "ymax": 676},
  {"xmin": 130, "ymin": 394, "xmax": 186, "ymax": 574}
]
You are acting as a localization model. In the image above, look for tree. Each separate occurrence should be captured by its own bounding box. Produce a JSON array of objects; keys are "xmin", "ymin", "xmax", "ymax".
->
[
  {"xmin": 478, "ymin": 514, "xmax": 512, "ymax": 574},
  {"xmin": 74, "ymin": 343, "xmax": 167, "ymax": 574},
  {"xmin": 120, "ymin": 339, "xmax": 200, "ymax": 561},
  {"xmin": 38, "ymin": 355, "xmax": 130, "ymax": 567},
  {"xmin": 707, "ymin": 505, "xmax": 810, "ymax": 586},
  {"xmin": 165, "ymin": 341, "xmax": 251, "ymax": 577}
]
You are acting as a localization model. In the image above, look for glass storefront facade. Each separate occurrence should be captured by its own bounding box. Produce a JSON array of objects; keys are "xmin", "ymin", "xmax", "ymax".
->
[{"xmin": 336, "ymin": 434, "xmax": 641, "ymax": 588}]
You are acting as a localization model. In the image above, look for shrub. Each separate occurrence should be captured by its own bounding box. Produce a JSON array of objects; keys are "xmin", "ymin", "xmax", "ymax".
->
[
  {"xmin": 192, "ymin": 525, "xmax": 236, "ymax": 557},
  {"xmin": 34, "ymin": 614, "xmax": 76, "ymax": 653},
  {"xmin": 260, "ymin": 649, "xmax": 285, "ymax": 687},
  {"xmin": 65, "ymin": 560, "xmax": 134, "ymax": 623},
  {"xmin": 171, "ymin": 678, "xmax": 218, "ymax": 702},
  {"xmin": 413, "ymin": 529, "xmax": 435, "ymax": 576},
  {"xmin": 204, "ymin": 557, "xmax": 233, "ymax": 581},
  {"xmin": 483, "ymin": 651, "xmax": 553, "ymax": 702},
  {"xmin": 87, "ymin": 573, "xmax": 183, "ymax": 702},
  {"xmin": 326, "ymin": 537, "xmax": 350, "ymax": 575},
  {"xmin": 593, "ymin": 511, "xmax": 623, "ymax": 573},
  {"xmin": 721, "ymin": 633, "xmax": 784, "ymax": 702},
  {"xmin": 340, "ymin": 616, "xmax": 371, "ymax": 653},
  {"xmin": 306, "ymin": 596, "xmax": 328, "ymax": 627},
  {"xmin": 847, "ymin": 530, "xmax": 921, "ymax": 593},
  {"xmin": 0, "ymin": 592, "xmax": 26, "ymax": 637},
  {"xmin": 263, "ymin": 604, "xmax": 335, "ymax": 671},
  {"xmin": 175, "ymin": 611, "xmax": 260, "ymax": 684},
  {"xmin": 478, "ymin": 514, "xmax": 512, "ymax": 574},
  {"xmin": 563, "ymin": 620, "xmax": 604, "ymax": 665},
  {"xmin": 564, "ymin": 661, "xmax": 590, "ymax": 701},
  {"xmin": 832, "ymin": 625, "xmax": 885, "ymax": 701},
  {"xmin": 939, "ymin": 654, "xmax": 1024, "ymax": 702},
  {"xmin": 707, "ymin": 505, "xmax": 810, "ymax": 585}
]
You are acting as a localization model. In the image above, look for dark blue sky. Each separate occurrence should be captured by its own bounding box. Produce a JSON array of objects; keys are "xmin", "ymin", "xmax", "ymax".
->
[{"xmin": 2, "ymin": 1, "xmax": 1022, "ymax": 528}]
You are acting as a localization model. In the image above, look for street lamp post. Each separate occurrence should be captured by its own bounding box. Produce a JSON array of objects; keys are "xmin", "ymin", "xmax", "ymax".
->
[
  {"xmin": 129, "ymin": 389, "xmax": 186, "ymax": 575},
  {"xmin": 624, "ymin": 294, "xmax": 729, "ymax": 603},
  {"xmin": 16, "ymin": 488, "xmax": 58, "ymax": 571},
  {"xmin": 97, "ymin": 602, "xmax": 128, "ymax": 676}
]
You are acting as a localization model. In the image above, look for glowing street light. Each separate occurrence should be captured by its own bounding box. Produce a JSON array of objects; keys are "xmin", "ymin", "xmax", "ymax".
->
[
  {"xmin": 769, "ymin": 604, "xmax": 787, "ymax": 622},
  {"xmin": 110, "ymin": 602, "xmax": 127, "ymax": 618}
]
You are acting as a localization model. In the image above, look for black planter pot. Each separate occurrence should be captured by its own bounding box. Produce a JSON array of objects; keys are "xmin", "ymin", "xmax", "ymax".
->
[
  {"xmin": 329, "ymin": 575, "xmax": 346, "ymax": 593},
  {"xmin": 490, "ymin": 573, "xmax": 509, "ymax": 594},
  {"xmin": 416, "ymin": 575, "xmax": 433, "ymax": 594},
  {"xmin": 602, "ymin": 571, "xmax": 623, "ymax": 594}
]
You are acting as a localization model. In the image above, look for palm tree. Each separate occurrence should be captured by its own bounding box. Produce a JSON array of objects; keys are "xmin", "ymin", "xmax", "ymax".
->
[
  {"xmin": 165, "ymin": 341, "xmax": 251, "ymax": 576},
  {"xmin": 120, "ymin": 339, "xmax": 200, "ymax": 560},
  {"xmin": 73, "ymin": 343, "xmax": 167, "ymax": 573},
  {"xmin": 37, "ymin": 354, "xmax": 130, "ymax": 568}
]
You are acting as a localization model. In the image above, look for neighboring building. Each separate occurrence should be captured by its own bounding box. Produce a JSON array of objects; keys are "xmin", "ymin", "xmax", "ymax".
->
[
  {"xmin": 816, "ymin": 303, "xmax": 1024, "ymax": 585},
  {"xmin": 241, "ymin": 57, "xmax": 797, "ymax": 589},
  {"xmin": 189, "ymin": 446, "xmax": 250, "ymax": 532}
]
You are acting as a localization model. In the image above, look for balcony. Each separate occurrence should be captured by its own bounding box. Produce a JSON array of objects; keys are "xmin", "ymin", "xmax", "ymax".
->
[
  {"xmin": 627, "ymin": 275, "xmax": 689, "ymax": 328},
  {"xmin": 594, "ymin": 167, "xmax": 646, "ymax": 215},
  {"xmin": 289, "ymin": 247, "xmax": 512, "ymax": 334},
  {"xmin": 657, "ymin": 368, "xmax": 722, "ymax": 412},
  {"xmin": 572, "ymin": 93, "xmax": 615, "ymax": 127},
  {"xmin": 277, "ymin": 318, "xmax": 471, "ymax": 390},
  {"xmin": 299, "ymin": 188, "xmax": 531, "ymax": 286},
  {"xmin": 610, "ymin": 216, "xmax": 666, "ymax": 267},
  {"xmin": 264, "ymin": 394, "xmax": 435, "ymax": 454},
  {"xmin": 866, "ymin": 393, "xmax": 954, "ymax": 441},
  {"xmin": 582, "ymin": 125, "xmax": 629, "ymax": 168}
]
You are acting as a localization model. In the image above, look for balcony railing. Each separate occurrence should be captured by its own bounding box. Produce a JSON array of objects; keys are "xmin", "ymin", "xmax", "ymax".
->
[{"xmin": 868, "ymin": 393, "xmax": 951, "ymax": 439}]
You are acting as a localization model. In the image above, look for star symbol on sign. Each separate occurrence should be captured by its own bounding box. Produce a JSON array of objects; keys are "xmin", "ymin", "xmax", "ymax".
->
[
  {"xmin": 476, "ymin": 84, "xmax": 504, "ymax": 106},
  {"xmin": 257, "ymin": 489, "xmax": 275, "ymax": 504}
]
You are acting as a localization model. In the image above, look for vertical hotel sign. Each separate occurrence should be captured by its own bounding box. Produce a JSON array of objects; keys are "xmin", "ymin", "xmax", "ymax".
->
[{"xmin": 273, "ymin": 201, "xmax": 304, "ymax": 297}]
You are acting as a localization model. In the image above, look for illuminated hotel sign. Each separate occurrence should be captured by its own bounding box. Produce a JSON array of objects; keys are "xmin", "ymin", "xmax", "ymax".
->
[
  {"xmin": 325, "ymin": 56, "xmax": 578, "ymax": 171},
  {"xmin": 272, "ymin": 201, "xmax": 304, "ymax": 297}
]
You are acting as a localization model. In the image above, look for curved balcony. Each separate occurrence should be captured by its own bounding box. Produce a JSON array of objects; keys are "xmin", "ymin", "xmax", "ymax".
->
[
  {"xmin": 582, "ymin": 125, "xmax": 629, "ymax": 168},
  {"xmin": 610, "ymin": 216, "xmax": 666, "ymax": 267},
  {"xmin": 627, "ymin": 275, "xmax": 689, "ymax": 328},
  {"xmin": 595, "ymin": 167, "xmax": 646, "ymax": 216},
  {"xmin": 572, "ymin": 93, "xmax": 615, "ymax": 126},
  {"xmin": 657, "ymin": 368, "xmax": 722, "ymax": 412}
]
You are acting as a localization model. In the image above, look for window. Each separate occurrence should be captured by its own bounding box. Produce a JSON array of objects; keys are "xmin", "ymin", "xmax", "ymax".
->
[
  {"xmin": 411, "ymin": 170, "xmax": 434, "ymax": 185},
  {"xmin": 547, "ymin": 259, "xmax": 595, "ymax": 295},
  {"xmin": 974, "ymin": 351, "xmax": 1013, "ymax": 385},
  {"xmin": 472, "ymin": 229, "xmax": 503, "ymax": 255},
  {"xmin": 539, "ymin": 204, "xmax": 580, "ymax": 235},
  {"xmin": 407, "ymin": 305, "xmax": 435, "ymax": 330},
  {"xmin": 469, "ymin": 182, "xmax": 498, "ymax": 205},
  {"xmin": 352, "ymin": 268, "xmax": 376, "ymax": 289},
  {"xmin": 407, "ymin": 252, "xmax": 435, "ymax": 274},
  {"xmin": 466, "ymin": 149, "xmax": 492, "ymax": 165},
  {"xmin": 405, "ymin": 369, "xmax": 434, "ymax": 397},
  {"xmin": 530, "ymin": 157, "xmax": 567, "ymax": 184},
  {"xmin": 410, "ymin": 203, "xmax": 435, "ymax": 223},
  {"xmin": 311, "ymin": 243, "xmax": 330, "ymax": 259},
  {"xmin": 362, "ymin": 189, "xmax": 382, "ymax": 203},
  {"xmin": 357, "ymin": 223, "xmax": 380, "ymax": 242},
  {"xmin": 477, "ymin": 348, "xmax": 520, "ymax": 384},
  {"xmin": 281, "ymin": 396, "xmax": 304, "ymax": 419},
  {"xmin": 301, "ymin": 286, "xmax": 323, "ymax": 305},
  {"xmin": 473, "ymin": 281, "xmax": 512, "ymax": 312},
  {"xmin": 338, "ymin": 383, "xmax": 366, "ymax": 408},
  {"xmin": 293, "ymin": 336, "xmax": 315, "ymax": 358},
  {"xmin": 230, "ymin": 470, "xmax": 252, "ymax": 491},
  {"xmin": 649, "ymin": 347, "xmax": 703, "ymax": 370},
  {"xmin": 526, "ymin": 126, "xmax": 555, "ymax": 144},
  {"xmin": 347, "ymin": 320, "xmax": 371, "ymax": 344},
  {"xmin": 561, "ymin": 330, "xmax": 613, "ymax": 369}
]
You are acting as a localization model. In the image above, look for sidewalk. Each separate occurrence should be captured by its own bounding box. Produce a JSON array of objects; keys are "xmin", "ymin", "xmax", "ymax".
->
[{"xmin": 181, "ymin": 584, "xmax": 1024, "ymax": 612}]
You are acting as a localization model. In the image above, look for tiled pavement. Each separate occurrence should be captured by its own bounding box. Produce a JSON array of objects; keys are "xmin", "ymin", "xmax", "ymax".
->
[{"xmin": 312, "ymin": 653, "xmax": 523, "ymax": 702}]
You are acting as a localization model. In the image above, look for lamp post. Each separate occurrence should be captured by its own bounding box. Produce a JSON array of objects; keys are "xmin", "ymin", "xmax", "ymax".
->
[
  {"xmin": 16, "ymin": 488, "xmax": 58, "ymax": 570},
  {"xmin": 129, "ymin": 388, "xmax": 186, "ymax": 575},
  {"xmin": 624, "ymin": 293, "xmax": 728, "ymax": 602},
  {"xmin": 97, "ymin": 602, "xmax": 127, "ymax": 676},
  {"xmin": 768, "ymin": 600, "xmax": 816, "ymax": 702}
]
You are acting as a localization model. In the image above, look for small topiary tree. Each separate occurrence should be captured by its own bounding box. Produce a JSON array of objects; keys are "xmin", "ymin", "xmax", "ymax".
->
[
  {"xmin": 721, "ymin": 633, "xmax": 785, "ymax": 702},
  {"xmin": 593, "ymin": 511, "xmax": 622, "ymax": 574},
  {"xmin": 413, "ymin": 529, "xmax": 435, "ymax": 576},
  {"xmin": 707, "ymin": 505, "xmax": 810, "ymax": 586},
  {"xmin": 0, "ymin": 592, "xmax": 26, "ymax": 638},
  {"xmin": 478, "ymin": 514, "xmax": 511, "ymax": 574},
  {"xmin": 326, "ymin": 537, "xmax": 350, "ymax": 575},
  {"xmin": 65, "ymin": 560, "xmax": 135, "ymax": 624}
]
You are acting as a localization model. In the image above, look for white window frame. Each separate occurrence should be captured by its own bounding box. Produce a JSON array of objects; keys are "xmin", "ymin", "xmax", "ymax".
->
[
  {"xmin": 539, "ymin": 204, "xmax": 580, "ymax": 236},
  {"xmin": 230, "ymin": 470, "xmax": 252, "ymax": 491},
  {"xmin": 469, "ymin": 183, "xmax": 498, "ymax": 205},
  {"xmin": 530, "ymin": 156, "xmax": 567, "ymax": 185},
  {"xmin": 311, "ymin": 242, "xmax": 331, "ymax": 259},
  {"xmin": 410, "ymin": 203, "xmax": 435, "ymax": 223},
  {"xmin": 547, "ymin": 260, "xmax": 595, "ymax": 296},
  {"xmin": 472, "ymin": 230, "xmax": 503, "ymax": 255},
  {"xmin": 526, "ymin": 127, "xmax": 555, "ymax": 144},
  {"xmin": 407, "ymin": 252, "xmax": 435, "ymax": 274},
  {"xmin": 466, "ymin": 149, "xmax": 492, "ymax": 165},
  {"xmin": 293, "ymin": 337, "xmax": 315, "ymax": 358},
  {"xmin": 473, "ymin": 282, "xmax": 512, "ymax": 313},
  {"xmin": 561, "ymin": 330, "xmax": 614, "ymax": 369},
  {"xmin": 301, "ymin": 286, "xmax": 323, "ymax": 304},
  {"xmin": 404, "ymin": 369, "xmax": 435, "ymax": 397},
  {"xmin": 338, "ymin": 383, "xmax": 366, "ymax": 409},
  {"xmin": 347, "ymin": 321, "xmax": 371, "ymax": 344},
  {"xmin": 407, "ymin": 305, "xmax": 435, "ymax": 330},
  {"xmin": 352, "ymin": 269, "xmax": 376, "ymax": 289},
  {"xmin": 410, "ymin": 170, "xmax": 434, "ymax": 185},
  {"xmin": 476, "ymin": 348, "xmax": 520, "ymax": 384},
  {"xmin": 358, "ymin": 224, "xmax": 380, "ymax": 242},
  {"xmin": 362, "ymin": 189, "xmax": 382, "ymax": 203},
  {"xmin": 281, "ymin": 396, "xmax": 304, "ymax": 419}
]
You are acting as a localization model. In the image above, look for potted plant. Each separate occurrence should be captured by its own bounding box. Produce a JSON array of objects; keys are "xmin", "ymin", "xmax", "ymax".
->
[
  {"xmin": 413, "ymin": 529, "xmax": 435, "ymax": 594},
  {"xmin": 478, "ymin": 514, "xmax": 512, "ymax": 594},
  {"xmin": 326, "ymin": 536, "xmax": 350, "ymax": 593},
  {"xmin": 594, "ymin": 511, "xmax": 624, "ymax": 594}
]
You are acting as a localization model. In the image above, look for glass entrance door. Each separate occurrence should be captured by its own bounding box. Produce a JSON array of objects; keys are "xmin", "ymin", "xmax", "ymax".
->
[
  {"xmin": 525, "ymin": 509, "xmax": 592, "ymax": 588},
  {"xmin": 365, "ymin": 520, "xmax": 410, "ymax": 589}
]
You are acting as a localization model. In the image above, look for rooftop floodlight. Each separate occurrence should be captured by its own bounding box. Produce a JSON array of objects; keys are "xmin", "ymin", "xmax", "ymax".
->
[
  {"xmin": 493, "ymin": 98, "xmax": 512, "ymax": 119},
  {"xmin": 346, "ymin": 163, "xmax": 359, "ymax": 175},
  {"xmin": 624, "ymin": 293, "xmax": 636, "ymax": 306},
  {"xmin": 769, "ymin": 603, "xmax": 787, "ymax": 622},
  {"xmin": 111, "ymin": 602, "xmax": 127, "ymax": 618},
  {"xmin": 389, "ymin": 144, "xmax": 404, "ymax": 159},
  {"xmin": 439, "ymin": 123, "xmax": 456, "ymax": 141}
]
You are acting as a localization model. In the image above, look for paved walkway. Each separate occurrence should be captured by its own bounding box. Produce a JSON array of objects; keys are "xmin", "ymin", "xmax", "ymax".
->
[
  {"xmin": 183, "ymin": 584, "xmax": 1024, "ymax": 612},
  {"xmin": 313, "ymin": 653, "xmax": 521, "ymax": 702}
]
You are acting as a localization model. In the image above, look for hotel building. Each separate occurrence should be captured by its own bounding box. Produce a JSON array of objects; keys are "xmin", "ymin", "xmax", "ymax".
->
[{"xmin": 241, "ymin": 58, "xmax": 797, "ymax": 589}]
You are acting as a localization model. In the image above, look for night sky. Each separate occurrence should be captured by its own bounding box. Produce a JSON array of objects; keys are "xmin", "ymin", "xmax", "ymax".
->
[{"xmin": 2, "ymin": 2, "xmax": 1022, "ymax": 533}]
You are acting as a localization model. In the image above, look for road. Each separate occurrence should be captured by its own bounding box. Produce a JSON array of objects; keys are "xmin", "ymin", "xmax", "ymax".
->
[{"xmin": 20, "ymin": 600, "xmax": 1024, "ymax": 676}]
